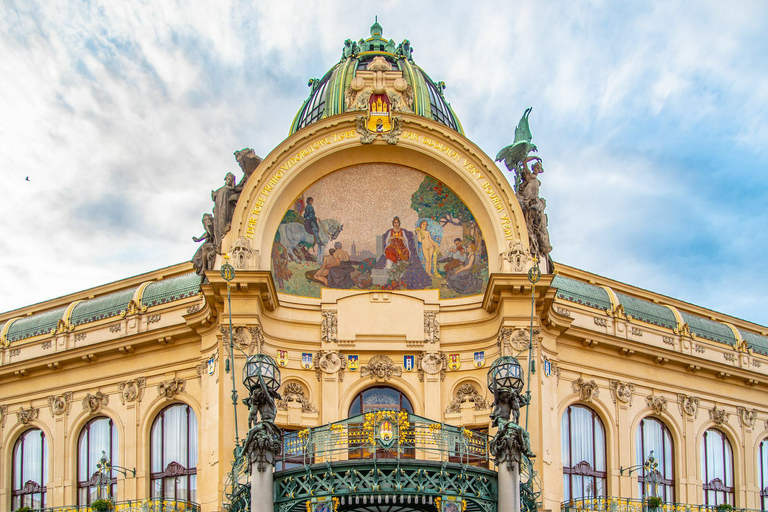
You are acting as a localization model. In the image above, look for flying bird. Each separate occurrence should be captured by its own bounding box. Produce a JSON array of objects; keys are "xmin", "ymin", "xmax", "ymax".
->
[{"xmin": 25, "ymin": 176, "xmax": 30, "ymax": 181}]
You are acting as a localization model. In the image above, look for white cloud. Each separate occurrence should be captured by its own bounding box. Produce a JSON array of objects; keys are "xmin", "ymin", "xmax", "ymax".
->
[{"xmin": 1, "ymin": 0, "xmax": 767, "ymax": 327}]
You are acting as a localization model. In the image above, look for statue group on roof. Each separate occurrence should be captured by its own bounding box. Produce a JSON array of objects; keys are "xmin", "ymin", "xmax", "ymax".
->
[
  {"xmin": 191, "ymin": 148, "xmax": 262, "ymax": 278},
  {"xmin": 496, "ymin": 107, "xmax": 554, "ymax": 273}
]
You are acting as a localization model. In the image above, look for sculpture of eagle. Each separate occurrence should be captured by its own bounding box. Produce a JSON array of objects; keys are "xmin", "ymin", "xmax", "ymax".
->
[{"xmin": 495, "ymin": 107, "xmax": 540, "ymax": 191}]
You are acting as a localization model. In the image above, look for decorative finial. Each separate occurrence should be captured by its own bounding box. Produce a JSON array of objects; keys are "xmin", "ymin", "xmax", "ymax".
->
[{"xmin": 370, "ymin": 17, "xmax": 383, "ymax": 38}]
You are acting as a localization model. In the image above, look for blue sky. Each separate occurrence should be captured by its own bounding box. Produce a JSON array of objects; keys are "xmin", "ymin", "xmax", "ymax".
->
[{"xmin": 1, "ymin": 1, "xmax": 767, "ymax": 326}]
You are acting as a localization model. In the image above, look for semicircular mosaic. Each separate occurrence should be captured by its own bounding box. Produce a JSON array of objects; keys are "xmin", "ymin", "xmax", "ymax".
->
[{"xmin": 271, "ymin": 163, "xmax": 489, "ymax": 298}]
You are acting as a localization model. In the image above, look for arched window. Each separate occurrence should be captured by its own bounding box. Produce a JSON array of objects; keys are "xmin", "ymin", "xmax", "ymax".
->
[
  {"xmin": 12, "ymin": 429, "xmax": 48, "ymax": 510},
  {"xmin": 150, "ymin": 404, "xmax": 198, "ymax": 502},
  {"xmin": 348, "ymin": 386, "xmax": 414, "ymax": 416},
  {"xmin": 348, "ymin": 386, "xmax": 414, "ymax": 460},
  {"xmin": 562, "ymin": 405, "xmax": 607, "ymax": 500},
  {"xmin": 701, "ymin": 429, "xmax": 734, "ymax": 506},
  {"xmin": 78, "ymin": 417, "xmax": 118, "ymax": 505},
  {"xmin": 758, "ymin": 439, "xmax": 768, "ymax": 510},
  {"xmin": 636, "ymin": 417, "xmax": 675, "ymax": 501}
]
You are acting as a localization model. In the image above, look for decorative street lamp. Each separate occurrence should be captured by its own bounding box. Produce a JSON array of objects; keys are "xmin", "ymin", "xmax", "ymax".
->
[
  {"xmin": 95, "ymin": 451, "xmax": 135, "ymax": 500},
  {"xmin": 488, "ymin": 356, "xmax": 525, "ymax": 394},
  {"xmin": 243, "ymin": 354, "xmax": 281, "ymax": 395},
  {"xmin": 620, "ymin": 451, "xmax": 660, "ymax": 500},
  {"xmin": 488, "ymin": 356, "xmax": 527, "ymax": 427}
]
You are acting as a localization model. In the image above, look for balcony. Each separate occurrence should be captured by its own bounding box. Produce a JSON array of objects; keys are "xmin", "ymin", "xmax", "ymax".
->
[
  {"xmin": 561, "ymin": 497, "xmax": 760, "ymax": 512},
  {"xmin": 25, "ymin": 498, "xmax": 200, "ymax": 512},
  {"xmin": 270, "ymin": 410, "xmax": 498, "ymax": 512}
]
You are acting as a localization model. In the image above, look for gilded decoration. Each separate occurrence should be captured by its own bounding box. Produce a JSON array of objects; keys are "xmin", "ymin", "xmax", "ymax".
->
[
  {"xmin": 360, "ymin": 355, "xmax": 402, "ymax": 381},
  {"xmin": 118, "ymin": 377, "xmax": 146, "ymax": 405},
  {"xmin": 646, "ymin": 395, "xmax": 668, "ymax": 415},
  {"xmin": 82, "ymin": 391, "xmax": 109, "ymax": 414},
  {"xmin": 609, "ymin": 380, "xmax": 635, "ymax": 406},
  {"xmin": 158, "ymin": 378, "xmax": 186, "ymax": 400},
  {"xmin": 48, "ymin": 392, "xmax": 73, "ymax": 417},
  {"xmin": 418, "ymin": 352, "xmax": 447, "ymax": 382},
  {"xmin": 709, "ymin": 406, "xmax": 730, "ymax": 426},
  {"xmin": 445, "ymin": 383, "xmax": 490, "ymax": 414},
  {"xmin": 677, "ymin": 394, "xmax": 700, "ymax": 418},
  {"xmin": 321, "ymin": 311, "xmax": 338, "ymax": 343},
  {"xmin": 17, "ymin": 406, "xmax": 39, "ymax": 425},
  {"xmin": 424, "ymin": 312, "xmax": 440, "ymax": 343},
  {"xmin": 314, "ymin": 351, "xmax": 346, "ymax": 381},
  {"xmin": 736, "ymin": 406, "xmax": 758, "ymax": 428},
  {"xmin": 276, "ymin": 383, "xmax": 317, "ymax": 413},
  {"xmin": 572, "ymin": 378, "xmax": 599, "ymax": 402},
  {"xmin": 271, "ymin": 164, "xmax": 489, "ymax": 299}
]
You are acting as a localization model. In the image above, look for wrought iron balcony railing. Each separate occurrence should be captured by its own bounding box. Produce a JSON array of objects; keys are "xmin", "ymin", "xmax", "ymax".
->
[
  {"xmin": 25, "ymin": 498, "xmax": 201, "ymax": 512},
  {"xmin": 275, "ymin": 409, "xmax": 490, "ymax": 471},
  {"xmin": 561, "ymin": 497, "xmax": 761, "ymax": 512}
]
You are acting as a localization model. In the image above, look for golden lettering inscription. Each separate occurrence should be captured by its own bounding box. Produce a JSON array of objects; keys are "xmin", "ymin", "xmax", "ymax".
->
[
  {"xmin": 401, "ymin": 130, "xmax": 517, "ymax": 240},
  {"xmin": 244, "ymin": 129, "xmax": 357, "ymax": 238}
]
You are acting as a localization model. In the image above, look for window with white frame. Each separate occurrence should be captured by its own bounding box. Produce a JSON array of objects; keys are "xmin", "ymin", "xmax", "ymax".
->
[
  {"xmin": 12, "ymin": 429, "xmax": 48, "ymax": 510},
  {"xmin": 78, "ymin": 417, "xmax": 119, "ymax": 505},
  {"xmin": 636, "ymin": 417, "xmax": 675, "ymax": 501},
  {"xmin": 758, "ymin": 438, "xmax": 768, "ymax": 511},
  {"xmin": 150, "ymin": 404, "xmax": 198, "ymax": 502},
  {"xmin": 562, "ymin": 404, "xmax": 607, "ymax": 500},
  {"xmin": 701, "ymin": 429, "xmax": 734, "ymax": 506}
]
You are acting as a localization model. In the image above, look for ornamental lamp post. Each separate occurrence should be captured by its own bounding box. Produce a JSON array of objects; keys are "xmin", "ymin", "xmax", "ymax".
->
[
  {"xmin": 487, "ymin": 356, "xmax": 524, "ymax": 395},
  {"xmin": 243, "ymin": 354, "xmax": 281, "ymax": 394}
]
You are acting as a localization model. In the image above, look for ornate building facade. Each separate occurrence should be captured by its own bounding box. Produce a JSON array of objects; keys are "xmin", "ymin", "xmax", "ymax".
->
[{"xmin": 2, "ymin": 22, "xmax": 768, "ymax": 512}]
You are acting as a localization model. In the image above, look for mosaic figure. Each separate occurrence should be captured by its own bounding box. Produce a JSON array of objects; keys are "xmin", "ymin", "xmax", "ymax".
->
[{"xmin": 271, "ymin": 164, "xmax": 489, "ymax": 298}]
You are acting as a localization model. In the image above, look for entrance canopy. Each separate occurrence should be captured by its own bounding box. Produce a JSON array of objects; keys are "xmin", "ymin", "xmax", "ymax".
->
[{"xmin": 272, "ymin": 411, "xmax": 497, "ymax": 512}]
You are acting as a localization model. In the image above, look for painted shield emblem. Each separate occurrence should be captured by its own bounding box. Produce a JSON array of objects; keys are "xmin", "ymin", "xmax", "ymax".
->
[
  {"xmin": 441, "ymin": 497, "xmax": 464, "ymax": 512},
  {"xmin": 348, "ymin": 355, "xmax": 359, "ymax": 371},
  {"xmin": 544, "ymin": 358, "xmax": 551, "ymax": 377},
  {"xmin": 277, "ymin": 350, "xmax": 288, "ymax": 367},
  {"xmin": 448, "ymin": 353, "xmax": 460, "ymax": 371},
  {"xmin": 380, "ymin": 419, "xmax": 394, "ymax": 444},
  {"xmin": 207, "ymin": 356, "xmax": 216, "ymax": 375},
  {"xmin": 473, "ymin": 351, "xmax": 485, "ymax": 368},
  {"xmin": 404, "ymin": 355, "xmax": 415, "ymax": 372},
  {"xmin": 311, "ymin": 497, "xmax": 333, "ymax": 512},
  {"xmin": 301, "ymin": 352, "xmax": 313, "ymax": 370},
  {"xmin": 367, "ymin": 93, "xmax": 392, "ymax": 133}
]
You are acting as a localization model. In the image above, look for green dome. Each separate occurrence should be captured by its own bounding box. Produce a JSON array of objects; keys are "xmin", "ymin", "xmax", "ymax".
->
[{"xmin": 290, "ymin": 22, "xmax": 463, "ymax": 135}]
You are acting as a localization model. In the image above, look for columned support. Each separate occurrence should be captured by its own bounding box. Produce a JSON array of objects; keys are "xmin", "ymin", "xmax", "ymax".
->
[
  {"xmin": 497, "ymin": 460, "xmax": 521, "ymax": 512},
  {"xmin": 250, "ymin": 463, "xmax": 274, "ymax": 512},
  {"xmin": 243, "ymin": 421, "xmax": 282, "ymax": 512},
  {"xmin": 491, "ymin": 421, "xmax": 529, "ymax": 512}
]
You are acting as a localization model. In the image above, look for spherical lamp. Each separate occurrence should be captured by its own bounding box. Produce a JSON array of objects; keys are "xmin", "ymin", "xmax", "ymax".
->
[
  {"xmin": 487, "ymin": 356, "xmax": 524, "ymax": 393},
  {"xmin": 243, "ymin": 354, "xmax": 281, "ymax": 393}
]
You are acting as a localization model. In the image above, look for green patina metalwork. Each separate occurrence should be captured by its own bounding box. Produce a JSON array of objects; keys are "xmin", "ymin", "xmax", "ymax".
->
[
  {"xmin": 275, "ymin": 460, "xmax": 497, "ymax": 512},
  {"xmin": 561, "ymin": 497, "xmax": 762, "ymax": 512},
  {"xmin": 739, "ymin": 329, "xmax": 768, "ymax": 356},
  {"xmin": 70, "ymin": 287, "xmax": 137, "ymax": 326},
  {"xmin": 680, "ymin": 312, "xmax": 736, "ymax": 346},
  {"xmin": 33, "ymin": 498, "xmax": 200, "ymax": 512},
  {"xmin": 614, "ymin": 292, "xmax": 677, "ymax": 330},
  {"xmin": 290, "ymin": 22, "xmax": 463, "ymax": 135},
  {"xmin": 6, "ymin": 305, "xmax": 67, "ymax": 343},
  {"xmin": 552, "ymin": 275, "xmax": 612, "ymax": 311},
  {"xmin": 267, "ymin": 410, "xmax": 495, "ymax": 512},
  {"xmin": 140, "ymin": 272, "xmax": 201, "ymax": 308}
]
